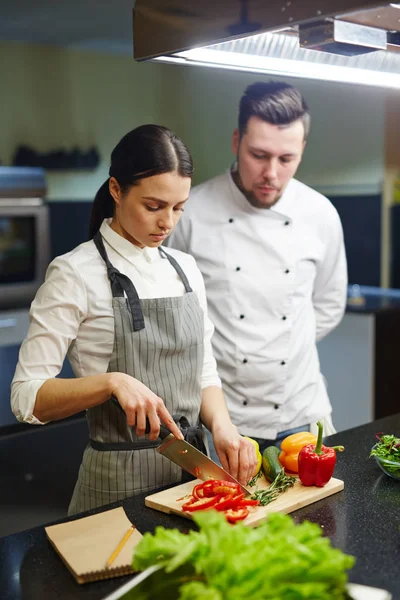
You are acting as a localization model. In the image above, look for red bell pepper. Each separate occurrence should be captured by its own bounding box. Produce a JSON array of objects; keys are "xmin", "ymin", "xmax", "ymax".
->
[
  {"xmin": 192, "ymin": 483, "xmax": 207, "ymax": 499},
  {"xmin": 203, "ymin": 481, "xmax": 241, "ymax": 497},
  {"xmin": 298, "ymin": 422, "xmax": 344, "ymax": 487},
  {"xmin": 214, "ymin": 493, "xmax": 245, "ymax": 511},
  {"xmin": 182, "ymin": 494, "xmax": 222, "ymax": 512},
  {"xmin": 224, "ymin": 508, "xmax": 249, "ymax": 523},
  {"xmin": 179, "ymin": 479, "xmax": 259, "ymax": 521}
]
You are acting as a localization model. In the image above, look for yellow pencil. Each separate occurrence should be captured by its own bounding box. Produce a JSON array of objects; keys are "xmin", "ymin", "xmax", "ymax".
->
[{"xmin": 106, "ymin": 524, "xmax": 135, "ymax": 568}]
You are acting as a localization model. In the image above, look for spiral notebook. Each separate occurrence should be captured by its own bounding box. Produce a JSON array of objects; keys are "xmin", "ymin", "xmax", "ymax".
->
[{"xmin": 45, "ymin": 507, "xmax": 143, "ymax": 584}]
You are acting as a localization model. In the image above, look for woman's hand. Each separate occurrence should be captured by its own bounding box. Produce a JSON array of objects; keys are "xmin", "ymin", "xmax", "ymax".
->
[
  {"xmin": 110, "ymin": 373, "xmax": 183, "ymax": 441},
  {"xmin": 212, "ymin": 423, "xmax": 257, "ymax": 486}
]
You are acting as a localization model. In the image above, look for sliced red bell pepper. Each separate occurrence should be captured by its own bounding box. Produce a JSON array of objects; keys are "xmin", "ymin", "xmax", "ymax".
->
[
  {"xmin": 182, "ymin": 494, "xmax": 222, "ymax": 512},
  {"xmin": 225, "ymin": 508, "xmax": 249, "ymax": 523},
  {"xmin": 181, "ymin": 480, "xmax": 259, "ymax": 521},
  {"xmin": 236, "ymin": 498, "xmax": 259, "ymax": 507},
  {"xmin": 206, "ymin": 481, "xmax": 241, "ymax": 496},
  {"xmin": 298, "ymin": 421, "xmax": 344, "ymax": 487},
  {"xmin": 214, "ymin": 493, "xmax": 245, "ymax": 511},
  {"xmin": 192, "ymin": 483, "xmax": 206, "ymax": 499},
  {"xmin": 199, "ymin": 481, "xmax": 220, "ymax": 497}
]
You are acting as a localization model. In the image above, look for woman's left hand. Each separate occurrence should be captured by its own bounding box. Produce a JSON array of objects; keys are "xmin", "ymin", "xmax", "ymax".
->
[{"xmin": 212, "ymin": 424, "xmax": 257, "ymax": 486}]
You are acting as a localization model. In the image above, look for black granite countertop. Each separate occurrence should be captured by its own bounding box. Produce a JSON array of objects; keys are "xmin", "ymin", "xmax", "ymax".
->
[
  {"xmin": 346, "ymin": 286, "xmax": 400, "ymax": 314},
  {"xmin": 1, "ymin": 414, "xmax": 399, "ymax": 600},
  {"xmin": 346, "ymin": 296, "xmax": 400, "ymax": 314}
]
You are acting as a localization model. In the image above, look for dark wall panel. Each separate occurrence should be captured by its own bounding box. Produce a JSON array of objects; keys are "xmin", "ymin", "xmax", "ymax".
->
[
  {"xmin": 390, "ymin": 204, "xmax": 400, "ymax": 289},
  {"xmin": 328, "ymin": 194, "xmax": 381, "ymax": 287},
  {"xmin": 49, "ymin": 200, "xmax": 93, "ymax": 260}
]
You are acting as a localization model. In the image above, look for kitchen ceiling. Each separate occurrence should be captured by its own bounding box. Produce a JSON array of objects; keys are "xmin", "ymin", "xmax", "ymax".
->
[
  {"xmin": 4, "ymin": 1, "xmax": 400, "ymax": 89},
  {"xmin": 0, "ymin": 0, "xmax": 135, "ymax": 53}
]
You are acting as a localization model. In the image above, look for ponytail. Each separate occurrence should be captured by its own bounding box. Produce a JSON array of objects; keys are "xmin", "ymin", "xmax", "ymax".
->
[{"xmin": 89, "ymin": 179, "xmax": 114, "ymax": 239}]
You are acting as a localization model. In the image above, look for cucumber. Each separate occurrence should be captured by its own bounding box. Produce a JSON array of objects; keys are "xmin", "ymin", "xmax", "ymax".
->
[{"xmin": 262, "ymin": 446, "xmax": 283, "ymax": 483}]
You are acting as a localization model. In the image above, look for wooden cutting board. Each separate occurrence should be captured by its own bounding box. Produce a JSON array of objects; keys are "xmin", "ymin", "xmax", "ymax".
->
[{"xmin": 145, "ymin": 475, "xmax": 344, "ymax": 528}]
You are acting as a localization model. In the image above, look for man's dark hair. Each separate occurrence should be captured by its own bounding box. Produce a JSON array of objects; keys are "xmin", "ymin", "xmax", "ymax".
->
[{"xmin": 238, "ymin": 81, "xmax": 310, "ymax": 139}]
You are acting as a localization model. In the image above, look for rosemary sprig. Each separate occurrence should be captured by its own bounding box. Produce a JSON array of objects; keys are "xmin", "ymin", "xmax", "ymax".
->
[
  {"xmin": 251, "ymin": 470, "xmax": 296, "ymax": 506},
  {"xmin": 248, "ymin": 469, "xmax": 263, "ymax": 487}
]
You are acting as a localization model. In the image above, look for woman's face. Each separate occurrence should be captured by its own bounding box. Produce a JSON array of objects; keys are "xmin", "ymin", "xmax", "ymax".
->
[{"xmin": 109, "ymin": 172, "xmax": 191, "ymax": 248}]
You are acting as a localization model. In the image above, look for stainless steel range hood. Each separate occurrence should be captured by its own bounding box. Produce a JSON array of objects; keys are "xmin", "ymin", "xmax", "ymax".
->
[{"xmin": 133, "ymin": 1, "xmax": 400, "ymax": 89}]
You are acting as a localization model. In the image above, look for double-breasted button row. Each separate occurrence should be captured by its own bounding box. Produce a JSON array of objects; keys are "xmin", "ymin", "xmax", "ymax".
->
[
  {"xmin": 239, "ymin": 313, "xmax": 288, "ymax": 321},
  {"xmin": 230, "ymin": 217, "xmax": 290, "ymax": 225},
  {"xmin": 241, "ymin": 399, "xmax": 281, "ymax": 409},
  {"xmin": 241, "ymin": 358, "xmax": 285, "ymax": 365}
]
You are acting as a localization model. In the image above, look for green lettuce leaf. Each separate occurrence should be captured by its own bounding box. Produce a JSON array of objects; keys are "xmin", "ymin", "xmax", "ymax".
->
[{"xmin": 132, "ymin": 511, "xmax": 355, "ymax": 600}]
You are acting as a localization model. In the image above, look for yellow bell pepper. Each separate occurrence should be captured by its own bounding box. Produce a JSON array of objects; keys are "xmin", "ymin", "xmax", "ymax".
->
[
  {"xmin": 279, "ymin": 431, "xmax": 317, "ymax": 473},
  {"xmin": 244, "ymin": 437, "xmax": 262, "ymax": 477}
]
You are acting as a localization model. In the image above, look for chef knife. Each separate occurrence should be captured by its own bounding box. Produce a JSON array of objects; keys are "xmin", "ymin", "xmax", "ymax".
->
[
  {"xmin": 148, "ymin": 421, "xmax": 250, "ymax": 495},
  {"xmin": 111, "ymin": 397, "xmax": 250, "ymax": 494}
]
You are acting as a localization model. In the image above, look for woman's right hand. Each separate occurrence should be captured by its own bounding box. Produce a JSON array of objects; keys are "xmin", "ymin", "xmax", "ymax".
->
[{"xmin": 109, "ymin": 373, "xmax": 183, "ymax": 441}]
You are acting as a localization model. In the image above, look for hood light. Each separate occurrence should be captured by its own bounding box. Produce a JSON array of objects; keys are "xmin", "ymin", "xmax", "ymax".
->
[{"xmin": 153, "ymin": 47, "xmax": 400, "ymax": 90}]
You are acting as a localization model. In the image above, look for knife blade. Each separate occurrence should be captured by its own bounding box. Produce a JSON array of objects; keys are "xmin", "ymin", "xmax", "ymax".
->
[
  {"xmin": 110, "ymin": 399, "xmax": 251, "ymax": 495},
  {"xmin": 152, "ymin": 422, "xmax": 250, "ymax": 495}
]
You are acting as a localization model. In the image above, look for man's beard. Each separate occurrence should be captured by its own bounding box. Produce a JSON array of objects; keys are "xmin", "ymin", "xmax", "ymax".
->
[{"xmin": 231, "ymin": 165, "xmax": 281, "ymax": 209}]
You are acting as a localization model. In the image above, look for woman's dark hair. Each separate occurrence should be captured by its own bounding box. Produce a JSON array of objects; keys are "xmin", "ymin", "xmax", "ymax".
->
[
  {"xmin": 89, "ymin": 124, "xmax": 194, "ymax": 238},
  {"xmin": 238, "ymin": 81, "xmax": 310, "ymax": 139}
]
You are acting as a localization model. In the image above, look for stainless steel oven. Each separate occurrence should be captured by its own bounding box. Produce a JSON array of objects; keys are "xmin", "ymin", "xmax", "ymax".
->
[
  {"xmin": 0, "ymin": 167, "xmax": 50, "ymax": 311},
  {"xmin": 0, "ymin": 167, "xmax": 51, "ymax": 428}
]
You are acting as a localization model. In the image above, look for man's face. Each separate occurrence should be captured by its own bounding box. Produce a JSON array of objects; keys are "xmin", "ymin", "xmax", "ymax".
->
[{"xmin": 232, "ymin": 116, "xmax": 306, "ymax": 208}]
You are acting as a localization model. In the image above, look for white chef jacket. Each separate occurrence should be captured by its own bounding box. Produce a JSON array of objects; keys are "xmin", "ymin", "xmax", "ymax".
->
[
  {"xmin": 11, "ymin": 219, "xmax": 221, "ymax": 425},
  {"xmin": 166, "ymin": 170, "xmax": 347, "ymax": 439}
]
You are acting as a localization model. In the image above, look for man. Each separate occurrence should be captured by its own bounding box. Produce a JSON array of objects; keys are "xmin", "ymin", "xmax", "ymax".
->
[{"xmin": 167, "ymin": 81, "xmax": 347, "ymax": 455}]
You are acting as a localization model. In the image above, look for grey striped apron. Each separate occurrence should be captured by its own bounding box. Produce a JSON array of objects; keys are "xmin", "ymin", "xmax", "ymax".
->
[{"xmin": 68, "ymin": 232, "xmax": 204, "ymax": 515}]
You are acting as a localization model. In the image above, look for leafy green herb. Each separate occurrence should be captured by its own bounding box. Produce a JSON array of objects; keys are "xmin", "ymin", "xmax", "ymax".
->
[
  {"xmin": 250, "ymin": 469, "xmax": 296, "ymax": 506},
  {"xmin": 132, "ymin": 511, "xmax": 355, "ymax": 599},
  {"xmin": 370, "ymin": 433, "xmax": 400, "ymax": 478},
  {"xmin": 247, "ymin": 469, "xmax": 263, "ymax": 487}
]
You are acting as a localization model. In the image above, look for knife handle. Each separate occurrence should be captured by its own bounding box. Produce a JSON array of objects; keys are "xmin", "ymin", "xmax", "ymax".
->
[
  {"xmin": 145, "ymin": 419, "xmax": 175, "ymax": 441},
  {"xmin": 111, "ymin": 396, "xmax": 176, "ymax": 440}
]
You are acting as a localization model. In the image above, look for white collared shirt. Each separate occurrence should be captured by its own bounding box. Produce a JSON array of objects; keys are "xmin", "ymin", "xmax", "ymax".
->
[
  {"xmin": 11, "ymin": 219, "xmax": 221, "ymax": 425},
  {"xmin": 166, "ymin": 170, "xmax": 347, "ymax": 438}
]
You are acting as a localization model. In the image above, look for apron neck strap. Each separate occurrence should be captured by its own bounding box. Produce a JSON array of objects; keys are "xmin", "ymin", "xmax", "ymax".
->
[
  {"xmin": 158, "ymin": 247, "xmax": 193, "ymax": 293},
  {"xmin": 93, "ymin": 232, "xmax": 194, "ymax": 331},
  {"xmin": 93, "ymin": 231, "xmax": 145, "ymax": 331}
]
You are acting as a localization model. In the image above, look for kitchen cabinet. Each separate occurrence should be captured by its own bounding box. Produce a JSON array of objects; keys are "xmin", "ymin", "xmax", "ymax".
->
[
  {"xmin": 0, "ymin": 310, "xmax": 31, "ymax": 427},
  {"xmin": 0, "ymin": 308, "xmax": 75, "ymax": 429},
  {"xmin": 0, "ymin": 413, "xmax": 399, "ymax": 600},
  {"xmin": 0, "ymin": 416, "xmax": 88, "ymax": 538}
]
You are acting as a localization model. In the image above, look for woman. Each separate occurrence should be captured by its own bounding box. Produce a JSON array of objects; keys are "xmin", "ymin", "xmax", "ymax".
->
[{"xmin": 11, "ymin": 124, "xmax": 256, "ymax": 514}]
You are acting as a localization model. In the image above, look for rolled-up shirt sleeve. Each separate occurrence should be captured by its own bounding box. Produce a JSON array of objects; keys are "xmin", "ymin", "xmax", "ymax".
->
[{"xmin": 11, "ymin": 256, "xmax": 87, "ymax": 424}]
